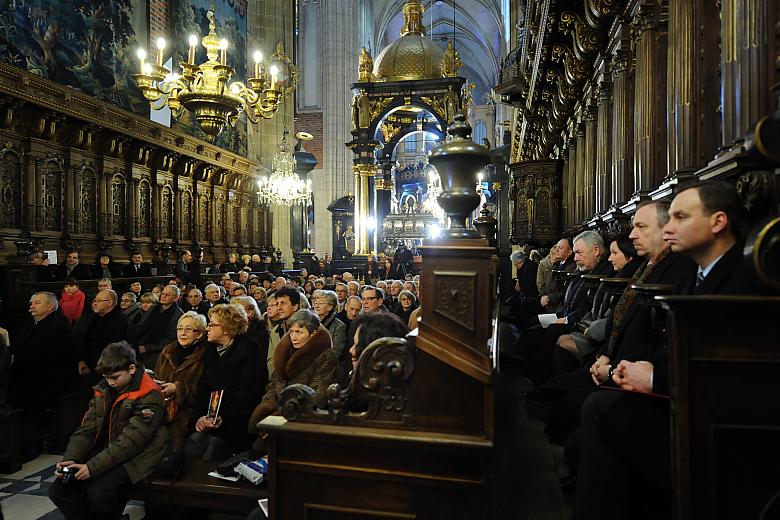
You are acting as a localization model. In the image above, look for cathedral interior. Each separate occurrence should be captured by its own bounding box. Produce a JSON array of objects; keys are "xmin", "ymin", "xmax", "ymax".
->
[{"xmin": 0, "ymin": 0, "xmax": 779, "ymax": 519}]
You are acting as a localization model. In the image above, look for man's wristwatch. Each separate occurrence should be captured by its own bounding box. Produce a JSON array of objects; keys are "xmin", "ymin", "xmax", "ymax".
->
[{"xmin": 607, "ymin": 365, "xmax": 615, "ymax": 379}]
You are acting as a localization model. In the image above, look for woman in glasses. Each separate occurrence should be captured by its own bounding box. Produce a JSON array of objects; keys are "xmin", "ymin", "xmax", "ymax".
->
[
  {"xmin": 153, "ymin": 311, "xmax": 209, "ymax": 452},
  {"xmin": 189, "ymin": 304, "xmax": 267, "ymax": 460}
]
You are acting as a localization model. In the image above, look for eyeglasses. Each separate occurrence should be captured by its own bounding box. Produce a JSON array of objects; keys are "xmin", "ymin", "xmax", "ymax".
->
[
  {"xmin": 176, "ymin": 326, "xmax": 197, "ymax": 333},
  {"xmin": 362, "ymin": 296, "xmax": 381, "ymax": 301},
  {"xmin": 206, "ymin": 323, "xmax": 222, "ymax": 328},
  {"xmin": 93, "ymin": 299, "xmax": 112, "ymax": 303}
]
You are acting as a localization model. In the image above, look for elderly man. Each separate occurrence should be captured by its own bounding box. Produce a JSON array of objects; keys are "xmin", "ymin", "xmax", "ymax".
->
[
  {"xmin": 238, "ymin": 270, "xmax": 250, "ymax": 285},
  {"xmin": 387, "ymin": 280, "xmax": 404, "ymax": 311},
  {"xmin": 203, "ymin": 283, "xmax": 227, "ymax": 309},
  {"xmin": 182, "ymin": 287, "xmax": 208, "ymax": 315},
  {"xmin": 79, "ymin": 290, "xmax": 132, "ymax": 385},
  {"xmin": 335, "ymin": 283, "xmax": 348, "ymax": 312},
  {"xmin": 360, "ymin": 286, "xmax": 387, "ymax": 315},
  {"xmin": 342, "ymin": 271, "xmax": 354, "ymax": 283},
  {"xmin": 10, "ymin": 292, "xmax": 75, "ymax": 460},
  {"xmin": 573, "ymin": 182, "xmax": 759, "ymax": 520},
  {"xmin": 97, "ymin": 278, "xmax": 112, "ymax": 292},
  {"xmin": 336, "ymin": 295, "xmax": 362, "ymax": 333},
  {"xmin": 511, "ymin": 251, "xmax": 539, "ymax": 298},
  {"xmin": 120, "ymin": 292, "xmax": 143, "ymax": 324},
  {"xmin": 122, "ymin": 251, "xmax": 153, "ymax": 277},
  {"xmin": 522, "ymin": 231, "xmax": 614, "ymax": 383},
  {"xmin": 136, "ymin": 285, "xmax": 183, "ymax": 369},
  {"xmin": 53, "ymin": 250, "xmax": 92, "ymax": 281}
]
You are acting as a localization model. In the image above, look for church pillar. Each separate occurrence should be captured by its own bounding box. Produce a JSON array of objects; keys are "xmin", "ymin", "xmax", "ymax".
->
[
  {"xmin": 595, "ymin": 80, "xmax": 612, "ymax": 213},
  {"xmin": 667, "ymin": 0, "xmax": 720, "ymax": 175},
  {"xmin": 583, "ymin": 104, "xmax": 598, "ymax": 219},
  {"xmin": 353, "ymin": 163, "xmax": 373, "ymax": 255},
  {"xmin": 632, "ymin": 2, "xmax": 668, "ymax": 194},
  {"xmin": 611, "ymin": 47, "xmax": 634, "ymax": 202},
  {"xmin": 720, "ymin": 0, "xmax": 777, "ymax": 148}
]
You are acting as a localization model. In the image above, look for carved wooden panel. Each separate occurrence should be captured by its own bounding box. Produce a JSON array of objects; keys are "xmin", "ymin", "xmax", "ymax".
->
[
  {"xmin": 233, "ymin": 199, "xmax": 241, "ymax": 244},
  {"xmin": 161, "ymin": 185, "xmax": 173, "ymax": 239},
  {"xmin": 216, "ymin": 194, "xmax": 225, "ymax": 243},
  {"xmin": 199, "ymin": 193, "xmax": 210, "ymax": 242},
  {"xmin": 181, "ymin": 189, "xmax": 193, "ymax": 240},
  {"xmin": 0, "ymin": 150, "xmax": 21, "ymax": 229},
  {"xmin": 138, "ymin": 180, "xmax": 151, "ymax": 237},
  {"xmin": 78, "ymin": 167, "xmax": 97, "ymax": 234},
  {"xmin": 40, "ymin": 159, "xmax": 62, "ymax": 231},
  {"xmin": 111, "ymin": 175, "xmax": 126, "ymax": 236},
  {"xmin": 509, "ymin": 160, "xmax": 562, "ymax": 244},
  {"xmin": 432, "ymin": 271, "xmax": 477, "ymax": 332}
]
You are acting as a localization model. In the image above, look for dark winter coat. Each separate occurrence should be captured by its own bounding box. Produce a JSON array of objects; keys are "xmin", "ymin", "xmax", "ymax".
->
[
  {"xmin": 80, "ymin": 306, "xmax": 133, "ymax": 372},
  {"xmin": 63, "ymin": 368, "xmax": 169, "ymax": 484},
  {"xmin": 137, "ymin": 303, "xmax": 183, "ymax": 369},
  {"xmin": 192, "ymin": 334, "xmax": 267, "ymax": 452}
]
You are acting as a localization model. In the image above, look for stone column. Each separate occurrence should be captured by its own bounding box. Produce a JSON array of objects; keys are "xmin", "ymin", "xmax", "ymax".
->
[
  {"xmin": 560, "ymin": 150, "xmax": 570, "ymax": 229},
  {"xmin": 720, "ymin": 0, "xmax": 778, "ymax": 148},
  {"xmin": 584, "ymin": 105, "xmax": 598, "ymax": 219},
  {"xmin": 595, "ymin": 80, "xmax": 612, "ymax": 212},
  {"xmin": 611, "ymin": 47, "xmax": 634, "ymax": 202},
  {"xmin": 632, "ymin": 3, "xmax": 668, "ymax": 194}
]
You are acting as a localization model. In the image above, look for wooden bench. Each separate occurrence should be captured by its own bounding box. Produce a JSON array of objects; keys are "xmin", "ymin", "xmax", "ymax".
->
[{"xmin": 139, "ymin": 459, "xmax": 267, "ymax": 517}]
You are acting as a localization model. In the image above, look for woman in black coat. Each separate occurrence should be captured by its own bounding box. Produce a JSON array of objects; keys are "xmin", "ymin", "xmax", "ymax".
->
[
  {"xmin": 188, "ymin": 304, "xmax": 268, "ymax": 460},
  {"xmin": 91, "ymin": 251, "xmax": 122, "ymax": 279},
  {"xmin": 392, "ymin": 290, "xmax": 418, "ymax": 326}
]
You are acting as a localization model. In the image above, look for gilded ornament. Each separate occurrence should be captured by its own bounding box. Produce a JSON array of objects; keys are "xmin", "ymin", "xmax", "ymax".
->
[
  {"xmin": 421, "ymin": 95, "xmax": 446, "ymax": 121},
  {"xmin": 442, "ymin": 40, "xmax": 463, "ymax": 77},
  {"xmin": 380, "ymin": 121, "xmax": 401, "ymax": 142},
  {"xmin": 358, "ymin": 47, "xmax": 375, "ymax": 82},
  {"xmin": 369, "ymin": 96, "xmax": 394, "ymax": 122}
]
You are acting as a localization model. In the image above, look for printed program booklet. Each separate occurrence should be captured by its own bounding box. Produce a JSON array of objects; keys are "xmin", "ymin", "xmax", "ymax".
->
[{"xmin": 207, "ymin": 390, "xmax": 224, "ymax": 420}]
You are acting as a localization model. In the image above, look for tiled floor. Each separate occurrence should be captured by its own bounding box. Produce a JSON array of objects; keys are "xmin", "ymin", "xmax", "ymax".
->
[{"xmin": 0, "ymin": 454, "xmax": 145, "ymax": 520}]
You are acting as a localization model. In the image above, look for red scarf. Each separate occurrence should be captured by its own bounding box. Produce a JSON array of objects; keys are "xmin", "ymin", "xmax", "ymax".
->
[{"xmin": 60, "ymin": 289, "xmax": 85, "ymax": 324}]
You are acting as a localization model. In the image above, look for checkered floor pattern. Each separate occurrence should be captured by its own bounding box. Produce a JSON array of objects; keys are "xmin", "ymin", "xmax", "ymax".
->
[{"xmin": 0, "ymin": 455, "xmax": 145, "ymax": 520}]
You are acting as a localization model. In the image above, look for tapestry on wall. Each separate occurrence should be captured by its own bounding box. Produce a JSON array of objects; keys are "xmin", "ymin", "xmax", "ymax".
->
[
  {"xmin": 0, "ymin": 0, "xmax": 149, "ymax": 114},
  {"xmin": 172, "ymin": 0, "xmax": 247, "ymax": 156}
]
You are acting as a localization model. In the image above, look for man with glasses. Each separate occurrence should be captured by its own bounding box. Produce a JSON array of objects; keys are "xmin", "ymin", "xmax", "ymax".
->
[
  {"xmin": 334, "ymin": 283, "xmax": 348, "ymax": 312},
  {"xmin": 79, "ymin": 290, "xmax": 132, "ymax": 385},
  {"xmin": 361, "ymin": 286, "xmax": 387, "ymax": 315},
  {"xmin": 136, "ymin": 286, "xmax": 183, "ymax": 369}
]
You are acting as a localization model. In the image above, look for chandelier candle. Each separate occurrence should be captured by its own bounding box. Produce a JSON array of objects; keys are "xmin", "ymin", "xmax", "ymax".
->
[
  {"xmin": 156, "ymin": 37, "xmax": 166, "ymax": 67},
  {"xmin": 187, "ymin": 35, "xmax": 198, "ymax": 65}
]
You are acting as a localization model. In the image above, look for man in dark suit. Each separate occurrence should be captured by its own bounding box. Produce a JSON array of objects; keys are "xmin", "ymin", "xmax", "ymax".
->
[
  {"xmin": 137, "ymin": 285, "xmax": 183, "ymax": 369},
  {"xmin": 539, "ymin": 201, "xmax": 696, "ymax": 444},
  {"xmin": 122, "ymin": 251, "xmax": 153, "ymax": 277},
  {"xmin": 573, "ymin": 181, "xmax": 762, "ymax": 520},
  {"xmin": 10, "ymin": 292, "xmax": 76, "ymax": 459},
  {"xmin": 52, "ymin": 250, "xmax": 92, "ymax": 281},
  {"xmin": 511, "ymin": 251, "xmax": 539, "ymax": 297},
  {"xmin": 78, "ymin": 290, "xmax": 133, "ymax": 386}
]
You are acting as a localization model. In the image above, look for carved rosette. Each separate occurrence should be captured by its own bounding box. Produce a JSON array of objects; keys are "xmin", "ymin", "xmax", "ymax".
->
[
  {"xmin": 278, "ymin": 384, "xmax": 319, "ymax": 421},
  {"xmin": 433, "ymin": 272, "xmax": 477, "ymax": 331}
]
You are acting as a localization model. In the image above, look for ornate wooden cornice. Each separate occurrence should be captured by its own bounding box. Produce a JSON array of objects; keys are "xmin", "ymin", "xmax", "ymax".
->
[{"xmin": 0, "ymin": 62, "xmax": 256, "ymax": 179}]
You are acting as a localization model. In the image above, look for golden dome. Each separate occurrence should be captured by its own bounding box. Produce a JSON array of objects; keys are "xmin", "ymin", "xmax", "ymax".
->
[{"xmin": 373, "ymin": 1, "xmax": 446, "ymax": 82}]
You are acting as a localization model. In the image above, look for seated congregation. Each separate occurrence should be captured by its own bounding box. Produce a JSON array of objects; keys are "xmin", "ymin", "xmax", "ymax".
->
[
  {"xmin": 0, "ymin": 256, "xmax": 418, "ymax": 519},
  {"xmin": 0, "ymin": 180, "xmax": 777, "ymax": 520},
  {"xmin": 502, "ymin": 180, "xmax": 778, "ymax": 519}
]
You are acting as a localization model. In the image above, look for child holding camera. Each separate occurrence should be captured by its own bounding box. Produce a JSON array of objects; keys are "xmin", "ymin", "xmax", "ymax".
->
[{"xmin": 49, "ymin": 341, "xmax": 169, "ymax": 520}]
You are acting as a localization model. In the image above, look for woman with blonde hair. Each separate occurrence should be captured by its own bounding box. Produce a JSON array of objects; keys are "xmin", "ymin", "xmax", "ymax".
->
[
  {"xmin": 154, "ymin": 311, "xmax": 209, "ymax": 451},
  {"xmin": 188, "ymin": 304, "xmax": 267, "ymax": 460}
]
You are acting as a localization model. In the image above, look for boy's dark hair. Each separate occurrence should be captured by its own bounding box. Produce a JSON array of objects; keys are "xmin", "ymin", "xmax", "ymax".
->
[
  {"xmin": 677, "ymin": 181, "xmax": 744, "ymax": 238},
  {"xmin": 351, "ymin": 313, "xmax": 408, "ymax": 360},
  {"xmin": 65, "ymin": 277, "xmax": 79, "ymax": 287},
  {"xmin": 96, "ymin": 341, "xmax": 136, "ymax": 374},
  {"xmin": 275, "ymin": 285, "xmax": 301, "ymax": 305}
]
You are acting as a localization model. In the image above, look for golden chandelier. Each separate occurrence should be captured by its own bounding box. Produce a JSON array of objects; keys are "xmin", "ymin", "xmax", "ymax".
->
[{"xmin": 132, "ymin": 10, "xmax": 297, "ymax": 141}]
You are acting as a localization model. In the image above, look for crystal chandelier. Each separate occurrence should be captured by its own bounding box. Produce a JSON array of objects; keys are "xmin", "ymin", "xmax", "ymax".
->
[
  {"xmin": 257, "ymin": 130, "xmax": 312, "ymax": 206},
  {"xmin": 132, "ymin": 10, "xmax": 297, "ymax": 141}
]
